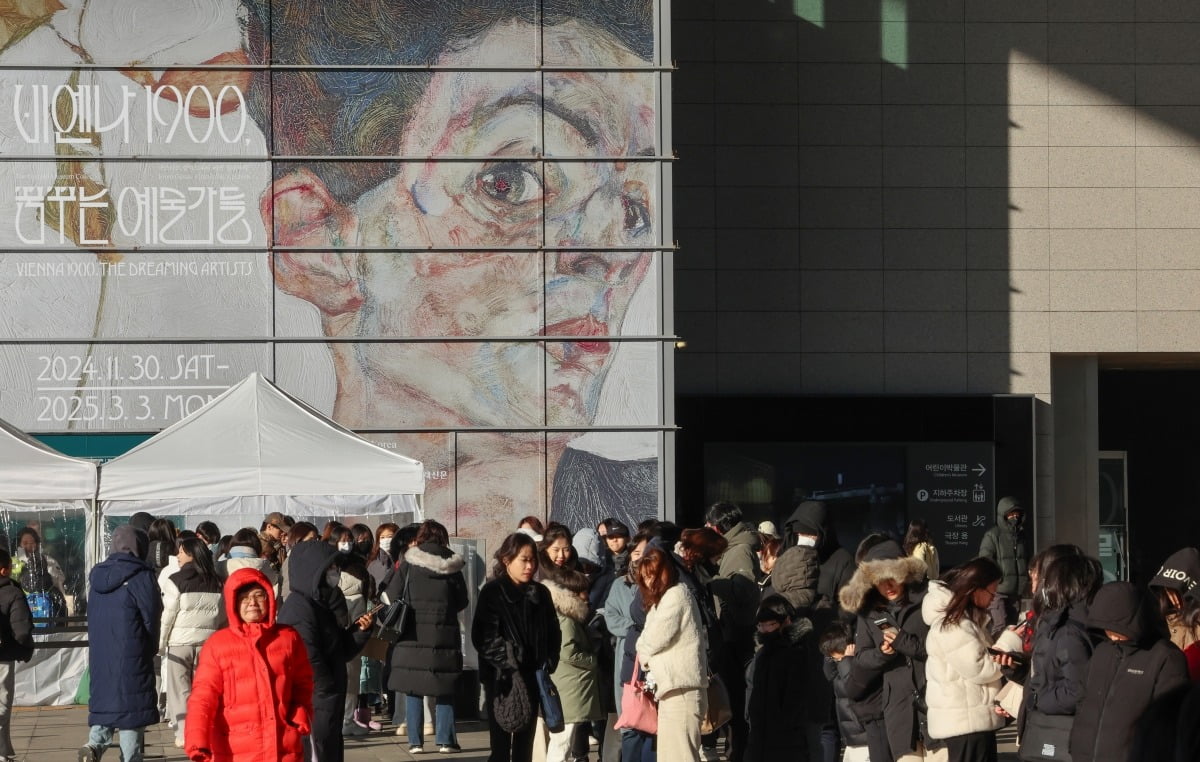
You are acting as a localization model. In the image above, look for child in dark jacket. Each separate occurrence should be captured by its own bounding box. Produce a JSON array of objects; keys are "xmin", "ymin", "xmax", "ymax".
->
[
  {"xmin": 745, "ymin": 595, "xmax": 812, "ymax": 762},
  {"xmin": 1069, "ymin": 581, "xmax": 1189, "ymax": 762},
  {"xmin": 818, "ymin": 622, "xmax": 869, "ymax": 762}
]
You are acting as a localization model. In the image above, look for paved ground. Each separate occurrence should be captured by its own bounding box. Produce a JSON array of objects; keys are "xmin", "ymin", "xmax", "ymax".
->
[{"xmin": 9, "ymin": 705, "xmax": 1020, "ymax": 761}]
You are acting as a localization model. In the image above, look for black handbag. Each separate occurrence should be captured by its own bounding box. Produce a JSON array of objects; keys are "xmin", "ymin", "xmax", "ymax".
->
[
  {"xmin": 375, "ymin": 568, "xmax": 412, "ymax": 644},
  {"xmin": 1019, "ymin": 710, "xmax": 1074, "ymax": 762},
  {"xmin": 493, "ymin": 671, "xmax": 534, "ymax": 733}
]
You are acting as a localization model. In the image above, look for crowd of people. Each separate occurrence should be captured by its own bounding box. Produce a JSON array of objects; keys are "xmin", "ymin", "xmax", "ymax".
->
[{"xmin": 0, "ymin": 500, "xmax": 1191, "ymax": 762}]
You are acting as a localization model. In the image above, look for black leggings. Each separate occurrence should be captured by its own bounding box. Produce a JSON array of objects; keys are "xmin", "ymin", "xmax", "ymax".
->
[{"xmin": 483, "ymin": 676, "xmax": 538, "ymax": 762}]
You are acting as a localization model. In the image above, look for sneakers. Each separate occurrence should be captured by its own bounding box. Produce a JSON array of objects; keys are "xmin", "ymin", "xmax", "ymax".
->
[
  {"xmin": 342, "ymin": 722, "xmax": 369, "ymax": 737},
  {"xmin": 174, "ymin": 737, "xmax": 185, "ymax": 748},
  {"xmin": 700, "ymin": 747, "xmax": 721, "ymax": 762},
  {"xmin": 438, "ymin": 744, "xmax": 460, "ymax": 754},
  {"xmin": 409, "ymin": 746, "xmax": 424, "ymax": 754},
  {"xmin": 77, "ymin": 747, "xmax": 99, "ymax": 762}
]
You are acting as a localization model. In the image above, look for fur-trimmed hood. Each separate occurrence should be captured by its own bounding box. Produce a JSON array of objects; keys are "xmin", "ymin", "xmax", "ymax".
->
[
  {"xmin": 543, "ymin": 578, "xmax": 590, "ymax": 623},
  {"xmin": 755, "ymin": 616, "xmax": 813, "ymax": 649},
  {"xmin": 839, "ymin": 554, "xmax": 928, "ymax": 615},
  {"xmin": 404, "ymin": 544, "xmax": 465, "ymax": 576}
]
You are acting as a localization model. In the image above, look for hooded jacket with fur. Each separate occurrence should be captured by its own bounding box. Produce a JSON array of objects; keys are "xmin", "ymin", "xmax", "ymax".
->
[
  {"xmin": 921, "ymin": 580, "xmax": 1005, "ymax": 740},
  {"xmin": 544, "ymin": 577, "xmax": 604, "ymax": 724},
  {"xmin": 1068, "ymin": 582, "xmax": 1189, "ymax": 762},
  {"xmin": 384, "ymin": 543, "xmax": 468, "ymax": 698},
  {"xmin": 639, "ymin": 584, "xmax": 709, "ymax": 696},
  {"xmin": 839, "ymin": 541, "xmax": 933, "ymax": 756}
]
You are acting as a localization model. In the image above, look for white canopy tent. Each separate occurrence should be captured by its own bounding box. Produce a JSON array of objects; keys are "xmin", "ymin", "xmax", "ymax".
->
[
  {"xmin": 98, "ymin": 373, "xmax": 425, "ymax": 520},
  {"xmin": 0, "ymin": 418, "xmax": 96, "ymax": 707},
  {"xmin": 0, "ymin": 418, "xmax": 96, "ymax": 502}
]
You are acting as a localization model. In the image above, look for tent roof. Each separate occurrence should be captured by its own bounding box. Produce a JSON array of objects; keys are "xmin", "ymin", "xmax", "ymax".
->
[
  {"xmin": 0, "ymin": 418, "xmax": 97, "ymax": 500},
  {"xmin": 98, "ymin": 373, "xmax": 425, "ymax": 500}
]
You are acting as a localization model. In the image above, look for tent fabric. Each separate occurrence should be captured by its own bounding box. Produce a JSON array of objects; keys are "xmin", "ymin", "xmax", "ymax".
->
[
  {"xmin": 0, "ymin": 418, "xmax": 97, "ymax": 500},
  {"xmin": 103, "ymin": 494, "xmax": 420, "ymax": 518},
  {"xmin": 98, "ymin": 373, "xmax": 425, "ymax": 503}
]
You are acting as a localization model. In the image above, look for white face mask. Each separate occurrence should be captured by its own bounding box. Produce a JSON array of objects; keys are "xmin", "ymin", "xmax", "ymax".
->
[
  {"xmin": 796, "ymin": 536, "xmax": 817, "ymax": 548},
  {"xmin": 380, "ymin": 537, "xmax": 393, "ymax": 555},
  {"xmin": 337, "ymin": 542, "xmax": 352, "ymax": 553}
]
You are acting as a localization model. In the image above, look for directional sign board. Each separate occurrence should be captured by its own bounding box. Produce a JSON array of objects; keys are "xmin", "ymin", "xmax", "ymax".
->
[{"xmin": 906, "ymin": 443, "xmax": 996, "ymax": 570}]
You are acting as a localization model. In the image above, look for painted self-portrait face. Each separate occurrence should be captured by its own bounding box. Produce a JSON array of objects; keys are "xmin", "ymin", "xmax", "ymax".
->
[{"xmin": 343, "ymin": 20, "xmax": 655, "ymax": 430}]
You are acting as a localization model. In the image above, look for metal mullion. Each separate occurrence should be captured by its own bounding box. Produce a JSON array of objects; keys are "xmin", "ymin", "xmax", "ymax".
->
[
  {"xmin": 0, "ymin": 63, "xmax": 674, "ymax": 72},
  {"xmin": 1, "ymin": 154, "xmax": 675, "ymax": 162},
  {"xmin": 7, "ymin": 335, "xmax": 680, "ymax": 344},
  {"xmin": 5, "ymin": 245, "xmax": 679, "ymax": 254}
]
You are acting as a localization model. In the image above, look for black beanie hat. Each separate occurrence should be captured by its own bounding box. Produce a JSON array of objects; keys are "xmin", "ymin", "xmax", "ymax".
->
[{"xmin": 1149, "ymin": 548, "xmax": 1200, "ymax": 594}]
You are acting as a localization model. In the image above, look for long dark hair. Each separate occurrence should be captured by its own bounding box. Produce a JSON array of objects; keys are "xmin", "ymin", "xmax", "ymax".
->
[
  {"xmin": 178, "ymin": 537, "xmax": 221, "ymax": 588},
  {"xmin": 1034, "ymin": 544, "xmax": 1101, "ymax": 615},
  {"xmin": 492, "ymin": 532, "xmax": 539, "ymax": 581},
  {"xmin": 939, "ymin": 557, "xmax": 1003, "ymax": 630},
  {"xmin": 902, "ymin": 519, "xmax": 930, "ymax": 556},
  {"xmin": 415, "ymin": 519, "xmax": 450, "ymax": 547}
]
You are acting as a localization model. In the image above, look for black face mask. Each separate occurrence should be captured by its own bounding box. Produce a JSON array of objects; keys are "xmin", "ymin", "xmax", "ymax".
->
[
  {"xmin": 354, "ymin": 540, "xmax": 373, "ymax": 557},
  {"xmin": 1007, "ymin": 516, "xmax": 1023, "ymax": 531}
]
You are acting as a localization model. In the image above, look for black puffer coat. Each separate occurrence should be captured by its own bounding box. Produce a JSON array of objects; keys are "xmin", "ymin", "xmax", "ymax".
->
[
  {"xmin": 1018, "ymin": 602, "xmax": 1094, "ymax": 739},
  {"xmin": 1069, "ymin": 583, "xmax": 1190, "ymax": 762},
  {"xmin": 745, "ymin": 618, "xmax": 813, "ymax": 762},
  {"xmin": 471, "ymin": 574, "xmax": 560, "ymax": 686},
  {"xmin": 386, "ymin": 543, "xmax": 468, "ymax": 698},
  {"xmin": 839, "ymin": 540, "xmax": 934, "ymax": 758},
  {"xmin": 824, "ymin": 656, "xmax": 869, "ymax": 747},
  {"xmin": 0, "ymin": 576, "xmax": 33, "ymax": 663}
]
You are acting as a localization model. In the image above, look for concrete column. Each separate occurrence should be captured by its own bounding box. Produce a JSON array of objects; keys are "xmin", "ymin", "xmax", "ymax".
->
[{"xmin": 1050, "ymin": 355, "xmax": 1100, "ymax": 555}]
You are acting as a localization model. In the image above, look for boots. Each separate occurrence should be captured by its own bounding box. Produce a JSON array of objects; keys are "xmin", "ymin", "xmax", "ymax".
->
[{"xmin": 353, "ymin": 706, "xmax": 382, "ymax": 731}]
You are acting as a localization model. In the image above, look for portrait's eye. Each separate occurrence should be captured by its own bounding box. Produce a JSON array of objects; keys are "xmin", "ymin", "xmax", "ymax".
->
[
  {"xmin": 622, "ymin": 193, "xmax": 651, "ymax": 236},
  {"xmin": 476, "ymin": 162, "xmax": 543, "ymax": 205}
]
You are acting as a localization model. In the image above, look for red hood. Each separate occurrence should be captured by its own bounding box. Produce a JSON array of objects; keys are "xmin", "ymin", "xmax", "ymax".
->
[{"xmin": 224, "ymin": 566, "xmax": 276, "ymax": 635}]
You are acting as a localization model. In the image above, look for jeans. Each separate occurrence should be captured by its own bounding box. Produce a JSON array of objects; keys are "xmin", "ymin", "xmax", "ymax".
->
[
  {"xmin": 619, "ymin": 728, "xmax": 655, "ymax": 762},
  {"xmin": 406, "ymin": 693, "xmax": 457, "ymax": 747},
  {"xmin": 87, "ymin": 725, "xmax": 144, "ymax": 762}
]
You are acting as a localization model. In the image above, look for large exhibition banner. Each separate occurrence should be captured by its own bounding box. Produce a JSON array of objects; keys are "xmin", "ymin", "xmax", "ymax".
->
[{"xmin": 0, "ymin": 0, "xmax": 669, "ymax": 542}]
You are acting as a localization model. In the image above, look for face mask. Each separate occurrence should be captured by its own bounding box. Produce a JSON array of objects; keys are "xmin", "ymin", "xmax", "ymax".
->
[
  {"xmin": 380, "ymin": 538, "xmax": 393, "ymax": 555},
  {"xmin": 337, "ymin": 542, "xmax": 352, "ymax": 554},
  {"xmin": 796, "ymin": 536, "xmax": 817, "ymax": 548},
  {"xmin": 1007, "ymin": 516, "xmax": 1023, "ymax": 530},
  {"xmin": 325, "ymin": 568, "xmax": 341, "ymax": 588},
  {"xmin": 208, "ymin": 543, "xmax": 220, "ymax": 556},
  {"xmin": 355, "ymin": 540, "xmax": 373, "ymax": 556}
]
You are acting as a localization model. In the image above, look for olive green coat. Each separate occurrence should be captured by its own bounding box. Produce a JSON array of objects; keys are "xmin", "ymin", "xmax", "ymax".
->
[{"xmin": 545, "ymin": 579, "xmax": 604, "ymax": 724}]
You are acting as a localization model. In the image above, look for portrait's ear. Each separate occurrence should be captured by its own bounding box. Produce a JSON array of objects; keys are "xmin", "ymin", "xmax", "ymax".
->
[{"xmin": 265, "ymin": 168, "xmax": 363, "ymax": 316}]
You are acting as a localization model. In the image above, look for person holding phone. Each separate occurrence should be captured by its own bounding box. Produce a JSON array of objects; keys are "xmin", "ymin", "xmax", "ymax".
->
[
  {"xmin": 838, "ymin": 535, "xmax": 939, "ymax": 762},
  {"xmin": 384, "ymin": 520, "xmax": 468, "ymax": 754},
  {"xmin": 277, "ymin": 540, "xmax": 378, "ymax": 762},
  {"xmin": 922, "ymin": 557, "xmax": 1007, "ymax": 762}
]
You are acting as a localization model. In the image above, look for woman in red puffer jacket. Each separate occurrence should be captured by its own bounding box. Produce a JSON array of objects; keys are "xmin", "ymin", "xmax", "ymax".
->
[{"xmin": 185, "ymin": 567, "xmax": 314, "ymax": 762}]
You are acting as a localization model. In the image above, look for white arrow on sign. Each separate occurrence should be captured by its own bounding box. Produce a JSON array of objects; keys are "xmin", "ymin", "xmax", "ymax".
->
[{"xmin": 972, "ymin": 463, "xmax": 987, "ymax": 477}]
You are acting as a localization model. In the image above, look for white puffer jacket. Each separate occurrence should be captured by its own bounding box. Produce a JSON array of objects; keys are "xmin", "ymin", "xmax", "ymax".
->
[
  {"xmin": 921, "ymin": 581, "xmax": 1005, "ymax": 740},
  {"xmin": 638, "ymin": 584, "xmax": 709, "ymax": 696},
  {"xmin": 159, "ymin": 566, "xmax": 225, "ymax": 650}
]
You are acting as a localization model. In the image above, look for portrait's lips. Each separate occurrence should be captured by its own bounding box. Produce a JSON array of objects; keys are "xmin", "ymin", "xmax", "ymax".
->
[{"xmin": 543, "ymin": 315, "xmax": 611, "ymax": 357}]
